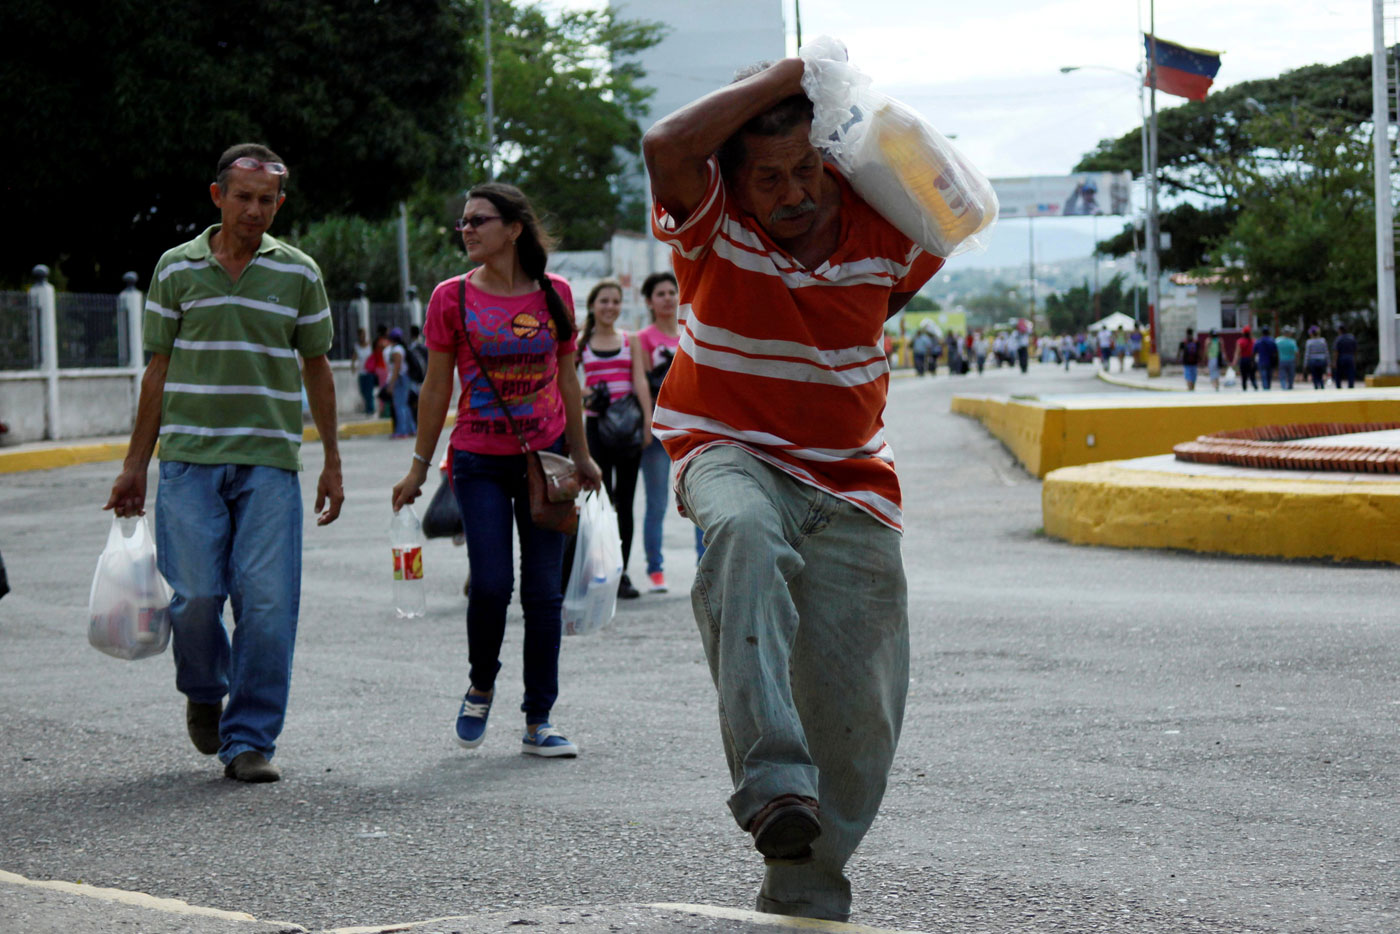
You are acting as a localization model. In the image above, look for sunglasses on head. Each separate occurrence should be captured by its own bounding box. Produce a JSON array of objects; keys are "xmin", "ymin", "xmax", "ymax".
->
[
  {"xmin": 229, "ymin": 156, "xmax": 289, "ymax": 176},
  {"xmin": 455, "ymin": 214, "xmax": 502, "ymax": 232}
]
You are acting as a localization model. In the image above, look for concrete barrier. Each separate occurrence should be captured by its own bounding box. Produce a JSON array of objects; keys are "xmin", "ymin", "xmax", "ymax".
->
[
  {"xmin": 953, "ymin": 390, "xmax": 1400, "ymax": 478},
  {"xmin": 1043, "ymin": 461, "xmax": 1400, "ymax": 565}
]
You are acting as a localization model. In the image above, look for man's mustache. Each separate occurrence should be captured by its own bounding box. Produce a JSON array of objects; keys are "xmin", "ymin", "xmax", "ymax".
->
[{"xmin": 770, "ymin": 198, "xmax": 816, "ymax": 223}]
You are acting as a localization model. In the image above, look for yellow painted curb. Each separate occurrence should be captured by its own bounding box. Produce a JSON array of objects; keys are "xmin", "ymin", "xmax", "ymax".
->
[
  {"xmin": 1366, "ymin": 374, "xmax": 1400, "ymax": 388},
  {"xmin": 1095, "ymin": 368, "xmax": 1184, "ymax": 392},
  {"xmin": 0, "ymin": 442, "xmax": 132, "ymax": 474},
  {"xmin": 1043, "ymin": 463, "xmax": 1400, "ymax": 564},
  {"xmin": 954, "ymin": 392, "xmax": 1400, "ymax": 478},
  {"xmin": 949, "ymin": 394, "xmax": 1064, "ymax": 477},
  {"xmin": 0, "ymin": 868, "xmax": 306, "ymax": 929},
  {"xmin": 0, "ymin": 413, "xmax": 441, "ymax": 474}
]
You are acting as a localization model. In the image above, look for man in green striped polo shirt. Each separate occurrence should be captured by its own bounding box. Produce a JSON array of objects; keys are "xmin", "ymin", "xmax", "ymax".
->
[{"xmin": 105, "ymin": 143, "xmax": 343, "ymax": 784}]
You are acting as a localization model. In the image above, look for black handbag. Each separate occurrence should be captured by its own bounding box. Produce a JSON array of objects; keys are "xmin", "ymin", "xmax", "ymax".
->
[
  {"xmin": 646, "ymin": 348, "xmax": 674, "ymax": 399},
  {"xmin": 597, "ymin": 393, "xmax": 644, "ymax": 455},
  {"xmin": 421, "ymin": 473, "xmax": 463, "ymax": 539}
]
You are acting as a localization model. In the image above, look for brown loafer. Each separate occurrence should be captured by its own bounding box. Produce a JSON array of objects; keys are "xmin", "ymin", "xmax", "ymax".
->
[
  {"xmin": 749, "ymin": 794, "xmax": 820, "ymax": 863},
  {"xmin": 223, "ymin": 751, "xmax": 281, "ymax": 783},
  {"xmin": 186, "ymin": 700, "xmax": 222, "ymax": 755}
]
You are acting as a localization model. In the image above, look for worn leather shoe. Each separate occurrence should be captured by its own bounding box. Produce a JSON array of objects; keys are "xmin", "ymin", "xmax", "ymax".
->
[
  {"xmin": 223, "ymin": 751, "xmax": 281, "ymax": 783},
  {"xmin": 749, "ymin": 794, "xmax": 821, "ymax": 863},
  {"xmin": 186, "ymin": 700, "xmax": 222, "ymax": 755}
]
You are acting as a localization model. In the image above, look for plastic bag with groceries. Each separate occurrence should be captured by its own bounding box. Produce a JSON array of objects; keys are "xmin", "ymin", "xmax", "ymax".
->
[
  {"xmin": 88, "ymin": 515, "xmax": 173, "ymax": 660},
  {"xmin": 799, "ymin": 35, "xmax": 998, "ymax": 258}
]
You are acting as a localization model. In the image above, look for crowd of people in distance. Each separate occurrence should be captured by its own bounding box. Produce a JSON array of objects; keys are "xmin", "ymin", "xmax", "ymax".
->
[
  {"xmin": 907, "ymin": 325, "xmax": 1144, "ymax": 377},
  {"xmin": 1176, "ymin": 324, "xmax": 1361, "ymax": 391}
]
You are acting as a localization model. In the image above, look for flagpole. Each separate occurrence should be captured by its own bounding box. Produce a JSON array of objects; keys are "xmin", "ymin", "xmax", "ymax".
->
[
  {"xmin": 1372, "ymin": 0, "xmax": 1399, "ymax": 377},
  {"xmin": 1146, "ymin": 0, "xmax": 1161, "ymax": 365}
]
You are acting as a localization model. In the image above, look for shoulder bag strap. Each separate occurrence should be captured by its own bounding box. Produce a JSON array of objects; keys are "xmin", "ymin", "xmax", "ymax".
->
[{"xmin": 459, "ymin": 276, "xmax": 530, "ymax": 454}]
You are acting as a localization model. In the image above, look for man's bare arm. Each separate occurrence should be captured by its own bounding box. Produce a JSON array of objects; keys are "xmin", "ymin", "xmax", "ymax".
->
[
  {"xmin": 104, "ymin": 353, "xmax": 169, "ymax": 516},
  {"xmin": 642, "ymin": 58, "xmax": 807, "ymax": 225},
  {"xmin": 887, "ymin": 292, "xmax": 919, "ymax": 320},
  {"xmin": 301, "ymin": 354, "xmax": 344, "ymax": 526}
]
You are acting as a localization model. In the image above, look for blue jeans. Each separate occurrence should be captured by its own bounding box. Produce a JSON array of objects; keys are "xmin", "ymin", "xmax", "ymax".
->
[
  {"xmin": 676, "ymin": 445, "xmax": 908, "ymax": 922},
  {"xmin": 358, "ymin": 371, "xmax": 378, "ymax": 414},
  {"xmin": 1259, "ymin": 364, "xmax": 1274, "ymax": 390},
  {"xmin": 640, "ymin": 440, "xmax": 671, "ymax": 574},
  {"xmin": 391, "ymin": 378, "xmax": 416, "ymax": 436},
  {"xmin": 452, "ymin": 441, "xmax": 567, "ymax": 723},
  {"xmin": 155, "ymin": 462, "xmax": 302, "ymax": 764},
  {"xmin": 1280, "ymin": 360, "xmax": 1296, "ymax": 389}
]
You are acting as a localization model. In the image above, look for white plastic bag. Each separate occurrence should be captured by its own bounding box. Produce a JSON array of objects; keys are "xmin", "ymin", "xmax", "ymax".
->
[
  {"xmin": 799, "ymin": 35, "xmax": 998, "ymax": 258},
  {"xmin": 87, "ymin": 515, "xmax": 173, "ymax": 660},
  {"xmin": 562, "ymin": 487, "xmax": 623, "ymax": 636}
]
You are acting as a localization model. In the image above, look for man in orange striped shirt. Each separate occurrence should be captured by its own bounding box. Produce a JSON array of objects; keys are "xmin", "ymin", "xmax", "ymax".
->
[{"xmin": 643, "ymin": 58, "xmax": 944, "ymax": 922}]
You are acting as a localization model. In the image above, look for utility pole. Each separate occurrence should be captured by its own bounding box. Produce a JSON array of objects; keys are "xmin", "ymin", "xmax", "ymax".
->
[
  {"xmin": 794, "ymin": 0, "xmax": 803, "ymax": 49},
  {"xmin": 396, "ymin": 201, "xmax": 411, "ymax": 303},
  {"xmin": 483, "ymin": 0, "xmax": 496, "ymax": 180},
  {"xmin": 1146, "ymin": 1, "xmax": 1161, "ymax": 367},
  {"xmin": 1372, "ymin": 0, "xmax": 1399, "ymax": 376},
  {"xmin": 1028, "ymin": 216, "xmax": 1036, "ymax": 330}
]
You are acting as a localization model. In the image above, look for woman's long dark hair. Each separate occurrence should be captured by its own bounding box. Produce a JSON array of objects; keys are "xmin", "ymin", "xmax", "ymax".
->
[
  {"xmin": 579, "ymin": 279, "xmax": 623, "ymax": 352},
  {"xmin": 466, "ymin": 182, "xmax": 574, "ymax": 342}
]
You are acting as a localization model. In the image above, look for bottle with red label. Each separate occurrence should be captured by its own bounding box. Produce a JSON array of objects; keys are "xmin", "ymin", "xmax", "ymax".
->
[{"xmin": 390, "ymin": 504, "xmax": 426, "ymax": 618}]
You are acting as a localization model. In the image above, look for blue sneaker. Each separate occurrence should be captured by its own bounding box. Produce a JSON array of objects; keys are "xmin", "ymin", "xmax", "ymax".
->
[
  {"xmin": 454, "ymin": 692, "xmax": 492, "ymax": 749},
  {"xmin": 521, "ymin": 722, "xmax": 578, "ymax": 758}
]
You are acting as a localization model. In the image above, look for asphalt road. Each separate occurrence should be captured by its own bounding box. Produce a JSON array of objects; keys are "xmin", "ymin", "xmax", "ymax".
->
[{"xmin": 1, "ymin": 361, "xmax": 1396, "ymax": 933}]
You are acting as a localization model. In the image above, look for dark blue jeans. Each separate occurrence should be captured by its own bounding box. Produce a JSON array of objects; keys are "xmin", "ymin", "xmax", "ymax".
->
[
  {"xmin": 1334, "ymin": 357, "xmax": 1356, "ymax": 388},
  {"xmin": 452, "ymin": 440, "xmax": 567, "ymax": 723}
]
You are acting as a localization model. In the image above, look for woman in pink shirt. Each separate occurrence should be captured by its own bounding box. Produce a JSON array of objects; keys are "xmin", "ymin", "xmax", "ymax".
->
[
  {"xmin": 570, "ymin": 278, "xmax": 652, "ymax": 599},
  {"xmin": 392, "ymin": 182, "xmax": 600, "ymax": 759},
  {"xmin": 636, "ymin": 271, "xmax": 684, "ymax": 592}
]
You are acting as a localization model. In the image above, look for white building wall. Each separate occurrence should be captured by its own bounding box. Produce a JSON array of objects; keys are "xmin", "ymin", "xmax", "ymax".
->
[
  {"xmin": 1194, "ymin": 288, "xmax": 1224, "ymax": 333},
  {"xmin": 610, "ymin": 0, "xmax": 786, "ymax": 274},
  {"xmin": 611, "ymin": 0, "xmax": 787, "ymax": 134}
]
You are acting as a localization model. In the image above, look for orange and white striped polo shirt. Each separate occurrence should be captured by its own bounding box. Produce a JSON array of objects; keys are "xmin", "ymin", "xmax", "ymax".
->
[{"xmin": 651, "ymin": 157, "xmax": 944, "ymax": 532}]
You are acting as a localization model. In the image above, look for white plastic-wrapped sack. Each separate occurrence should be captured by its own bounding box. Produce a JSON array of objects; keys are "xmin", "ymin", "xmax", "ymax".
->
[
  {"xmin": 88, "ymin": 515, "xmax": 173, "ymax": 660},
  {"xmin": 799, "ymin": 35, "xmax": 998, "ymax": 258},
  {"xmin": 562, "ymin": 487, "xmax": 623, "ymax": 636}
]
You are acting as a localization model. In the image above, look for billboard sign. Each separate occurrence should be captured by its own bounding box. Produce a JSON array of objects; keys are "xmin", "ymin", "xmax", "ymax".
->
[{"xmin": 991, "ymin": 173, "xmax": 1133, "ymax": 218}]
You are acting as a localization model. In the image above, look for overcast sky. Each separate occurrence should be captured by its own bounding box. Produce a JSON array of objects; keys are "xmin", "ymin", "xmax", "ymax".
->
[{"xmin": 548, "ymin": 0, "xmax": 1378, "ymax": 267}]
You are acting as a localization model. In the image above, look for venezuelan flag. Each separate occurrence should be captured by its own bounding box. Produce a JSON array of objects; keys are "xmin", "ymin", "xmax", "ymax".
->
[{"xmin": 1144, "ymin": 35, "xmax": 1222, "ymax": 101}]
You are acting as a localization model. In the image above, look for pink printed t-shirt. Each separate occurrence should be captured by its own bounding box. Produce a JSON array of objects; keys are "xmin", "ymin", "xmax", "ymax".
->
[
  {"xmin": 423, "ymin": 270, "xmax": 577, "ymax": 455},
  {"xmin": 636, "ymin": 323, "xmax": 680, "ymax": 374}
]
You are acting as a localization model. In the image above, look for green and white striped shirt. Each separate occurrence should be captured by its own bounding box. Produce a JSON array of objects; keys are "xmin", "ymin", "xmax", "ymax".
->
[{"xmin": 144, "ymin": 225, "xmax": 333, "ymax": 471}]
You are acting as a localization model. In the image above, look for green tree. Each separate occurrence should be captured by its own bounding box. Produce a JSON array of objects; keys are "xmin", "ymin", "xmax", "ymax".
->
[
  {"xmin": 1206, "ymin": 113, "xmax": 1379, "ymax": 359},
  {"xmin": 2, "ymin": 0, "xmax": 474, "ymax": 290},
  {"xmin": 1076, "ymin": 55, "xmax": 1373, "ymax": 267},
  {"xmin": 459, "ymin": 4, "xmax": 665, "ymax": 248},
  {"xmin": 960, "ymin": 282, "xmax": 1024, "ymax": 330},
  {"xmin": 1043, "ymin": 273, "xmax": 1144, "ymax": 334},
  {"xmin": 293, "ymin": 2, "xmax": 666, "ymax": 299},
  {"xmin": 1094, "ymin": 203, "xmax": 1238, "ymax": 272}
]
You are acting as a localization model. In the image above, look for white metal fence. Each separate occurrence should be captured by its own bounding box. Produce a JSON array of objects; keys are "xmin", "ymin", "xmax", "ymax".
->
[{"xmin": 0, "ymin": 268, "xmax": 423, "ymax": 444}]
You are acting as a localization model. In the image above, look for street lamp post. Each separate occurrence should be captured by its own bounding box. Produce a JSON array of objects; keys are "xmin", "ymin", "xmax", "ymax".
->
[
  {"xmin": 1059, "ymin": 62, "xmax": 1153, "ymax": 338},
  {"xmin": 1371, "ymin": 0, "xmax": 1398, "ymax": 377}
]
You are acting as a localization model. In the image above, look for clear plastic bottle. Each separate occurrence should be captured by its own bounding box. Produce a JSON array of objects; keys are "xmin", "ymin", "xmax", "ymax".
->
[{"xmin": 390, "ymin": 505, "xmax": 426, "ymax": 618}]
